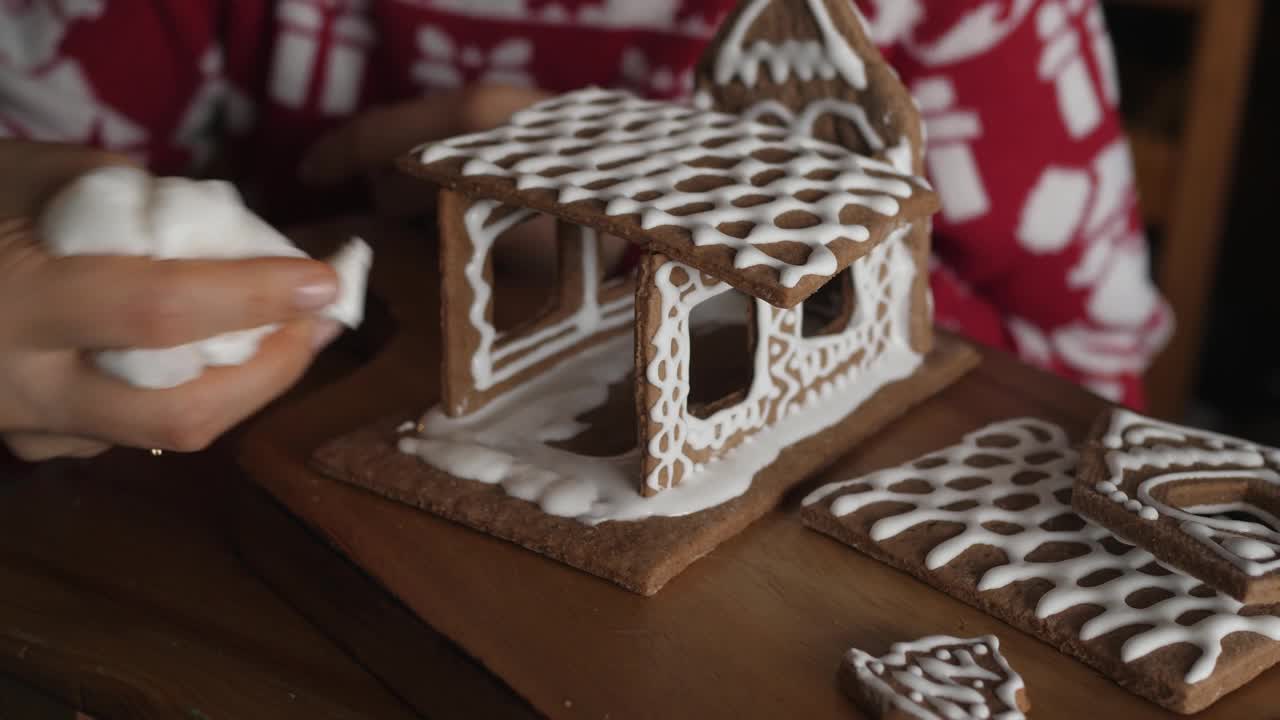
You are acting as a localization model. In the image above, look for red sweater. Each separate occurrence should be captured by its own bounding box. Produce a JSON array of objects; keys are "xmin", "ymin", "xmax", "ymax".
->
[{"xmin": 0, "ymin": 0, "xmax": 1171, "ymax": 408}]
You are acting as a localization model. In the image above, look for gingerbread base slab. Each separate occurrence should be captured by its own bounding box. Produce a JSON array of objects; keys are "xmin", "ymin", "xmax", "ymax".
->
[{"xmin": 313, "ymin": 336, "xmax": 979, "ymax": 596}]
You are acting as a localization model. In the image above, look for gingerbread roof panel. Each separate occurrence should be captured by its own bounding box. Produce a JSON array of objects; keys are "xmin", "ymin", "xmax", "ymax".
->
[{"xmin": 403, "ymin": 87, "xmax": 938, "ymax": 308}]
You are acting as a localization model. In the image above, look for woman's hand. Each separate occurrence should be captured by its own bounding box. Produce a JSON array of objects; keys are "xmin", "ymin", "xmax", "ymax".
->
[{"xmin": 0, "ymin": 140, "xmax": 342, "ymax": 461}]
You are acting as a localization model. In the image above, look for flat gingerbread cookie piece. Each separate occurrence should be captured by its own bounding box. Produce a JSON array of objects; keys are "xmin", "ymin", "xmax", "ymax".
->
[
  {"xmin": 841, "ymin": 635, "xmax": 1029, "ymax": 720},
  {"xmin": 1074, "ymin": 408, "xmax": 1280, "ymax": 604},
  {"xmin": 801, "ymin": 418, "xmax": 1280, "ymax": 714}
]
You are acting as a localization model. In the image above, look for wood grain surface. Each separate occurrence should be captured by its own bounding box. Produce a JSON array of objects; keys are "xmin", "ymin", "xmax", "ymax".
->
[{"xmin": 0, "ymin": 443, "xmax": 419, "ymax": 720}]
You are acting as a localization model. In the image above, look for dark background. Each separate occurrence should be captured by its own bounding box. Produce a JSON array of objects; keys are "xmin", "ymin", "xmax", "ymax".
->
[{"xmin": 1104, "ymin": 0, "xmax": 1278, "ymax": 441}]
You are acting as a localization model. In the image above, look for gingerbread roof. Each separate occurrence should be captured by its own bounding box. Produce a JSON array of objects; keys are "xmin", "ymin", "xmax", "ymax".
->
[{"xmin": 403, "ymin": 87, "xmax": 938, "ymax": 308}]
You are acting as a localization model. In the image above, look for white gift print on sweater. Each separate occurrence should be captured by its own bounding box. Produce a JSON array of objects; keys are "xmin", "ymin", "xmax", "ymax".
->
[
  {"xmin": 852, "ymin": 0, "xmax": 924, "ymax": 46},
  {"xmin": 1017, "ymin": 138, "xmax": 1133, "ymax": 258},
  {"xmin": 420, "ymin": 0, "xmax": 529, "ymax": 19},
  {"xmin": 577, "ymin": 0, "xmax": 681, "ymax": 28},
  {"xmin": 913, "ymin": 75, "xmax": 989, "ymax": 224},
  {"xmin": 270, "ymin": 0, "xmax": 375, "ymax": 114},
  {"xmin": 0, "ymin": 0, "xmax": 104, "ymax": 70},
  {"xmin": 0, "ymin": 0, "xmax": 144, "ymax": 151},
  {"xmin": 413, "ymin": 24, "xmax": 534, "ymax": 90},
  {"xmin": 901, "ymin": 0, "xmax": 1036, "ymax": 67},
  {"xmin": 620, "ymin": 47, "xmax": 692, "ymax": 98},
  {"xmin": 0, "ymin": 63, "xmax": 146, "ymax": 151},
  {"xmin": 1036, "ymin": 0, "xmax": 1118, "ymax": 139},
  {"xmin": 1018, "ymin": 138, "xmax": 1147, "ymax": 327}
]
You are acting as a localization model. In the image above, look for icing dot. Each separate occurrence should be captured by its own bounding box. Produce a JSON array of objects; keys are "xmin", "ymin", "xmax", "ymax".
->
[
  {"xmin": 1139, "ymin": 506, "xmax": 1159, "ymax": 521},
  {"xmin": 974, "ymin": 644, "xmax": 988, "ymax": 656},
  {"xmin": 1109, "ymin": 490, "xmax": 1128, "ymax": 503},
  {"xmin": 909, "ymin": 691, "xmax": 924, "ymax": 703},
  {"xmin": 1096, "ymin": 481, "xmax": 1117, "ymax": 493},
  {"xmin": 1224, "ymin": 537, "xmax": 1276, "ymax": 561},
  {"xmin": 975, "ymin": 706, "xmax": 990, "ymax": 720},
  {"xmin": 934, "ymin": 649, "xmax": 951, "ymax": 660},
  {"xmin": 870, "ymin": 661, "xmax": 884, "ymax": 674},
  {"xmin": 1124, "ymin": 499, "xmax": 1142, "ymax": 513},
  {"xmin": 910, "ymin": 666, "xmax": 924, "ymax": 677},
  {"xmin": 973, "ymin": 680, "xmax": 985, "ymax": 688}
]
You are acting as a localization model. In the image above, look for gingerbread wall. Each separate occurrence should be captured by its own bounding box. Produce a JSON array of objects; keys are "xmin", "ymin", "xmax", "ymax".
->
[
  {"xmin": 437, "ymin": 190, "xmax": 634, "ymax": 417},
  {"xmin": 636, "ymin": 221, "xmax": 928, "ymax": 495}
]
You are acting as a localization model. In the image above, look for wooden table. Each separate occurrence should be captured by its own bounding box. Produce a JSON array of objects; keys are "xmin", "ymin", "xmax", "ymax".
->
[{"xmin": 3, "ymin": 219, "xmax": 1276, "ymax": 718}]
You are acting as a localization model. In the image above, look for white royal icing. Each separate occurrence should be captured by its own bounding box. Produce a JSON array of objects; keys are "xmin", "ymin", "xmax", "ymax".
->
[
  {"xmin": 713, "ymin": 0, "xmax": 868, "ymax": 90},
  {"xmin": 38, "ymin": 166, "xmax": 371, "ymax": 389},
  {"xmin": 806, "ymin": 418, "xmax": 1280, "ymax": 685},
  {"xmin": 642, "ymin": 226, "xmax": 920, "ymax": 491},
  {"xmin": 846, "ymin": 635, "xmax": 1025, "ymax": 720},
  {"xmin": 708, "ymin": 1, "xmax": 918, "ymax": 177},
  {"xmin": 399, "ymin": 314, "xmax": 917, "ymax": 523},
  {"xmin": 416, "ymin": 87, "xmax": 927, "ymax": 290},
  {"xmin": 1100, "ymin": 409, "xmax": 1280, "ymax": 578},
  {"xmin": 459, "ymin": 199, "xmax": 634, "ymax": 392}
]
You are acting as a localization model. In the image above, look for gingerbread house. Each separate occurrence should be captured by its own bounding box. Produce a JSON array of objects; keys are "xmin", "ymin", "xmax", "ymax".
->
[
  {"xmin": 403, "ymin": 82, "xmax": 936, "ymax": 494},
  {"xmin": 316, "ymin": 0, "xmax": 978, "ymax": 594}
]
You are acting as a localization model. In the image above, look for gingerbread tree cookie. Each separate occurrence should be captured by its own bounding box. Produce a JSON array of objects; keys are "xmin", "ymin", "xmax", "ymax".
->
[
  {"xmin": 802, "ymin": 418, "xmax": 1280, "ymax": 713},
  {"xmin": 842, "ymin": 635, "xmax": 1029, "ymax": 720},
  {"xmin": 1074, "ymin": 408, "xmax": 1280, "ymax": 604}
]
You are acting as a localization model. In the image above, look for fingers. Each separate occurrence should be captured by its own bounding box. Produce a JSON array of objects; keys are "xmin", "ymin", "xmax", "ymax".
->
[
  {"xmin": 300, "ymin": 84, "xmax": 551, "ymax": 186},
  {"xmin": 3, "ymin": 432, "xmax": 109, "ymax": 462},
  {"xmin": 60, "ymin": 318, "xmax": 335, "ymax": 452},
  {"xmin": 26, "ymin": 253, "xmax": 339, "ymax": 350}
]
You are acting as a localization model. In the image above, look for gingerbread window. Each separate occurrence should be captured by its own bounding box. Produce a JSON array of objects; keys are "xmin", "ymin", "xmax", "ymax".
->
[
  {"xmin": 437, "ymin": 193, "xmax": 635, "ymax": 416},
  {"xmin": 801, "ymin": 267, "xmax": 855, "ymax": 337}
]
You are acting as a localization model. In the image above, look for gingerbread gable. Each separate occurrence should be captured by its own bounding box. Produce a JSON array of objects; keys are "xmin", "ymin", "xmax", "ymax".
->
[
  {"xmin": 402, "ymin": 87, "xmax": 937, "ymax": 309},
  {"xmin": 695, "ymin": 0, "xmax": 925, "ymax": 175}
]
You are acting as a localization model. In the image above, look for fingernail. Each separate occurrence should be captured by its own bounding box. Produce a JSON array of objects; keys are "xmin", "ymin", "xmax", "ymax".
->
[
  {"xmin": 312, "ymin": 319, "xmax": 343, "ymax": 350},
  {"xmin": 294, "ymin": 278, "xmax": 339, "ymax": 310}
]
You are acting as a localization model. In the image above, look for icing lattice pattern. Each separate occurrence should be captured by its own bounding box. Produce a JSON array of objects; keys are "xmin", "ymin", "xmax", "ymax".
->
[
  {"xmin": 803, "ymin": 418, "xmax": 1280, "ymax": 689},
  {"xmin": 844, "ymin": 635, "xmax": 1026, "ymax": 720},
  {"xmin": 414, "ymin": 87, "xmax": 931, "ymax": 292},
  {"xmin": 643, "ymin": 227, "xmax": 917, "ymax": 492}
]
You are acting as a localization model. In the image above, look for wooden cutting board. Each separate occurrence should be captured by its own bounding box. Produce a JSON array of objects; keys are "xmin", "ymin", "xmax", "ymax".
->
[{"xmin": 237, "ymin": 223, "xmax": 1280, "ymax": 719}]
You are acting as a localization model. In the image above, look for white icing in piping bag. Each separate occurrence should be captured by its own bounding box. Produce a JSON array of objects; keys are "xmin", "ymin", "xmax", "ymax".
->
[{"xmin": 38, "ymin": 166, "xmax": 372, "ymax": 389}]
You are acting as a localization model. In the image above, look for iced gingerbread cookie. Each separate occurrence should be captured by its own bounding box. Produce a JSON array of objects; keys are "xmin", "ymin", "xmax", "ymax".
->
[
  {"xmin": 802, "ymin": 418, "xmax": 1280, "ymax": 714},
  {"xmin": 1074, "ymin": 408, "xmax": 1280, "ymax": 604},
  {"xmin": 842, "ymin": 635, "xmax": 1029, "ymax": 720}
]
